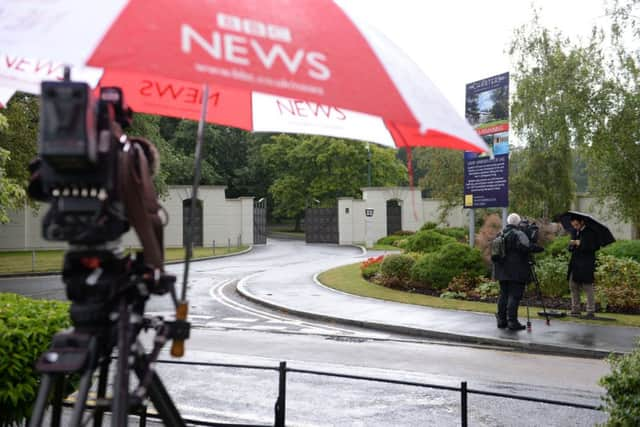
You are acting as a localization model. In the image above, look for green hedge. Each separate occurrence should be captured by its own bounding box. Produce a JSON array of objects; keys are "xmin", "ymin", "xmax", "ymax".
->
[
  {"xmin": 534, "ymin": 257, "xmax": 569, "ymax": 298},
  {"xmin": 541, "ymin": 235, "xmax": 571, "ymax": 260},
  {"xmin": 375, "ymin": 235, "xmax": 407, "ymax": 246},
  {"xmin": 403, "ymin": 230, "xmax": 456, "ymax": 254},
  {"xmin": 599, "ymin": 240, "xmax": 640, "ymax": 263},
  {"xmin": 379, "ymin": 254, "xmax": 415, "ymax": 287},
  {"xmin": 433, "ymin": 227, "xmax": 467, "ymax": 242},
  {"xmin": 595, "ymin": 256, "xmax": 640, "ymax": 313},
  {"xmin": 411, "ymin": 243, "xmax": 486, "ymax": 290},
  {"xmin": 0, "ymin": 294, "xmax": 70, "ymax": 426},
  {"xmin": 600, "ymin": 340, "xmax": 640, "ymax": 426}
]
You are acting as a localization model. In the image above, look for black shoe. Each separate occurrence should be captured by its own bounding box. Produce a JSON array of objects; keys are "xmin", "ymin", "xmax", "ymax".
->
[
  {"xmin": 508, "ymin": 322, "xmax": 526, "ymax": 331},
  {"xmin": 495, "ymin": 314, "xmax": 507, "ymax": 329}
]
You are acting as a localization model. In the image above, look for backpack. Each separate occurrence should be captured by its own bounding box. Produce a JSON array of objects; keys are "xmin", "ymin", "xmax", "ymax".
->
[{"xmin": 490, "ymin": 229, "xmax": 513, "ymax": 263}]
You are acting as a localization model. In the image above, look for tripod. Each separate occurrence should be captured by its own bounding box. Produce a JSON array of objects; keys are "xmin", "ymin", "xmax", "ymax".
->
[
  {"xmin": 525, "ymin": 259, "xmax": 551, "ymax": 331},
  {"xmin": 28, "ymin": 249, "xmax": 188, "ymax": 427}
]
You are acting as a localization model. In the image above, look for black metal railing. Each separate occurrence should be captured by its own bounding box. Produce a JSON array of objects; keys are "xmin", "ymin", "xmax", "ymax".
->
[
  {"xmin": 66, "ymin": 358, "xmax": 603, "ymax": 426},
  {"xmin": 152, "ymin": 359, "xmax": 602, "ymax": 426}
]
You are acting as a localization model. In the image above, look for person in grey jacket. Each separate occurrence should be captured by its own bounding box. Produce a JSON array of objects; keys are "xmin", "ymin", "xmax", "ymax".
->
[{"xmin": 493, "ymin": 213, "xmax": 541, "ymax": 331}]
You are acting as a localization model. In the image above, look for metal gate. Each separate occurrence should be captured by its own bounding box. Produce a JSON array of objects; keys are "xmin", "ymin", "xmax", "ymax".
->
[
  {"xmin": 305, "ymin": 207, "xmax": 338, "ymax": 243},
  {"xmin": 253, "ymin": 198, "xmax": 267, "ymax": 244},
  {"xmin": 386, "ymin": 200, "xmax": 402, "ymax": 235},
  {"xmin": 183, "ymin": 199, "xmax": 203, "ymax": 247}
]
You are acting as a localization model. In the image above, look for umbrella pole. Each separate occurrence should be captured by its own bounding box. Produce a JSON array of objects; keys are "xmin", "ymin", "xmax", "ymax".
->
[{"xmin": 171, "ymin": 84, "xmax": 210, "ymax": 357}]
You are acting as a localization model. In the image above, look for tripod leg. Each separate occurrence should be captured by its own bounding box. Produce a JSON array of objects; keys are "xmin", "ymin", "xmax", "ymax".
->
[
  {"xmin": 112, "ymin": 299, "xmax": 131, "ymax": 427},
  {"xmin": 29, "ymin": 374, "xmax": 54, "ymax": 427},
  {"xmin": 133, "ymin": 349, "xmax": 185, "ymax": 427},
  {"xmin": 68, "ymin": 367, "xmax": 95, "ymax": 427},
  {"xmin": 93, "ymin": 359, "xmax": 110, "ymax": 427}
]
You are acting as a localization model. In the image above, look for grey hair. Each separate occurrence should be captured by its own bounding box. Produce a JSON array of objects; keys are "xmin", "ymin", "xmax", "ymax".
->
[{"xmin": 507, "ymin": 213, "xmax": 521, "ymax": 225}]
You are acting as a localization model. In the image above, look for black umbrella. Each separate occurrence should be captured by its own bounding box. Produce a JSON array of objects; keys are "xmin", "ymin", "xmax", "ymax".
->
[{"xmin": 553, "ymin": 210, "xmax": 616, "ymax": 248}]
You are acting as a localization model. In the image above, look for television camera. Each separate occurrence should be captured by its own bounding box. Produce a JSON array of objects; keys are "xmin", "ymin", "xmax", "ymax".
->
[{"xmin": 27, "ymin": 69, "xmax": 189, "ymax": 426}]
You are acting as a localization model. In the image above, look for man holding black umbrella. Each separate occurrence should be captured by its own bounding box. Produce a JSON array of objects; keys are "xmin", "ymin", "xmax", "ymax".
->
[{"xmin": 567, "ymin": 214, "xmax": 600, "ymax": 318}]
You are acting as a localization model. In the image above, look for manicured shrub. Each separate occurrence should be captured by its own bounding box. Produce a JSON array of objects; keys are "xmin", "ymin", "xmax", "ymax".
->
[
  {"xmin": 411, "ymin": 243, "xmax": 486, "ymax": 290},
  {"xmin": 419, "ymin": 221, "xmax": 438, "ymax": 231},
  {"xmin": 599, "ymin": 341, "xmax": 640, "ymax": 426},
  {"xmin": 379, "ymin": 254, "xmax": 415, "ymax": 287},
  {"xmin": 476, "ymin": 280, "xmax": 500, "ymax": 300},
  {"xmin": 393, "ymin": 230, "xmax": 415, "ymax": 236},
  {"xmin": 599, "ymin": 240, "xmax": 640, "ymax": 263},
  {"xmin": 403, "ymin": 230, "xmax": 456, "ymax": 254},
  {"xmin": 595, "ymin": 255, "xmax": 640, "ymax": 313},
  {"xmin": 440, "ymin": 291, "xmax": 466, "ymax": 300},
  {"xmin": 0, "ymin": 293, "xmax": 70, "ymax": 426},
  {"xmin": 541, "ymin": 235, "xmax": 571, "ymax": 260},
  {"xmin": 360, "ymin": 256, "xmax": 383, "ymax": 280},
  {"xmin": 447, "ymin": 272, "xmax": 481, "ymax": 295},
  {"xmin": 434, "ymin": 227, "xmax": 467, "ymax": 242},
  {"xmin": 375, "ymin": 235, "xmax": 406, "ymax": 246},
  {"xmin": 534, "ymin": 256, "xmax": 569, "ymax": 298}
]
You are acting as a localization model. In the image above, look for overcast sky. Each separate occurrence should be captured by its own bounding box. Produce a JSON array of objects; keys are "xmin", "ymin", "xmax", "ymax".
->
[{"xmin": 343, "ymin": 0, "xmax": 608, "ymax": 116}]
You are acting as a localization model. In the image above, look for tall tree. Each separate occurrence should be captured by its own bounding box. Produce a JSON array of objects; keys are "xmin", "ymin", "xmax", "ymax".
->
[
  {"xmin": 0, "ymin": 114, "xmax": 26, "ymax": 223},
  {"xmin": 509, "ymin": 10, "xmax": 604, "ymax": 219},
  {"xmin": 414, "ymin": 147, "xmax": 463, "ymax": 221},
  {"xmin": 261, "ymin": 135, "xmax": 406, "ymax": 230},
  {"xmin": 0, "ymin": 93, "xmax": 39, "ymax": 185},
  {"xmin": 583, "ymin": 0, "xmax": 640, "ymax": 228}
]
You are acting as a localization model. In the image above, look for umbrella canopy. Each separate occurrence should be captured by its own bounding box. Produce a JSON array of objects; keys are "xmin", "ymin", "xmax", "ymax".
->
[
  {"xmin": 0, "ymin": 0, "xmax": 489, "ymax": 153},
  {"xmin": 554, "ymin": 210, "xmax": 616, "ymax": 248}
]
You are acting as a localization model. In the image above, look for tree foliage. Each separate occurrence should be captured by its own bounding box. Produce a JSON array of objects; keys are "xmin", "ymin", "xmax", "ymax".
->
[
  {"xmin": 510, "ymin": 1, "xmax": 640, "ymax": 227},
  {"xmin": 414, "ymin": 147, "xmax": 463, "ymax": 221},
  {"xmin": 0, "ymin": 93, "xmax": 39, "ymax": 185},
  {"xmin": 583, "ymin": 0, "xmax": 640, "ymax": 227},
  {"xmin": 0, "ymin": 114, "xmax": 26, "ymax": 223},
  {"xmin": 509, "ymin": 10, "xmax": 605, "ymax": 219},
  {"xmin": 261, "ymin": 134, "xmax": 406, "ymax": 229}
]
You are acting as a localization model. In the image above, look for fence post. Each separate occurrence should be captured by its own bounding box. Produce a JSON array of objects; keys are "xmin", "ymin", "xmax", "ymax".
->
[
  {"xmin": 212, "ymin": 240, "xmax": 215, "ymax": 255},
  {"xmin": 461, "ymin": 381, "xmax": 468, "ymax": 427},
  {"xmin": 274, "ymin": 361, "xmax": 287, "ymax": 427},
  {"xmin": 227, "ymin": 238, "xmax": 231, "ymax": 252},
  {"xmin": 32, "ymin": 249, "xmax": 36, "ymax": 272}
]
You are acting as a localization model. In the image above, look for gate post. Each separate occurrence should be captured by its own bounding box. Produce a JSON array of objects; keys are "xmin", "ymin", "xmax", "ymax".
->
[
  {"xmin": 274, "ymin": 361, "xmax": 287, "ymax": 427},
  {"xmin": 461, "ymin": 381, "xmax": 468, "ymax": 427}
]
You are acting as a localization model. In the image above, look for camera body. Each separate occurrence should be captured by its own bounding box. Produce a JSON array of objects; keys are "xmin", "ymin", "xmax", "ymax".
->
[
  {"xmin": 518, "ymin": 219, "xmax": 539, "ymax": 245},
  {"xmin": 33, "ymin": 80, "xmax": 132, "ymax": 244}
]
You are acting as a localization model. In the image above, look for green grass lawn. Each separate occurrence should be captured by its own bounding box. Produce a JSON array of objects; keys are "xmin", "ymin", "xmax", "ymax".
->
[
  {"xmin": 0, "ymin": 246, "xmax": 248, "ymax": 275},
  {"xmin": 318, "ymin": 263, "xmax": 640, "ymax": 328}
]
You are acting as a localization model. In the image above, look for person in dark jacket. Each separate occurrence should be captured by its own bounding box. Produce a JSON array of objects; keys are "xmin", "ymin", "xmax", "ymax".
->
[
  {"xmin": 567, "ymin": 214, "xmax": 599, "ymax": 318},
  {"xmin": 493, "ymin": 213, "xmax": 540, "ymax": 331}
]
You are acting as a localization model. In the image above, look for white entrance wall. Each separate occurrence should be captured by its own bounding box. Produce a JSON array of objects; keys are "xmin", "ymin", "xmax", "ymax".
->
[
  {"xmin": 0, "ymin": 186, "xmax": 254, "ymax": 250},
  {"xmin": 339, "ymin": 187, "xmax": 468, "ymax": 245},
  {"xmin": 338, "ymin": 188, "xmax": 636, "ymax": 246}
]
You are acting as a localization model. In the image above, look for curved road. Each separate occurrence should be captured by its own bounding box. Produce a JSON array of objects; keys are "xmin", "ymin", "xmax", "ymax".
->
[{"xmin": 1, "ymin": 239, "xmax": 608, "ymax": 426}]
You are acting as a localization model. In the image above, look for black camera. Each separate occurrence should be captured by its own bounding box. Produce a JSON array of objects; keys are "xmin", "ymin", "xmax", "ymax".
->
[
  {"xmin": 30, "ymin": 74, "xmax": 132, "ymax": 244},
  {"xmin": 518, "ymin": 219, "xmax": 540, "ymax": 244}
]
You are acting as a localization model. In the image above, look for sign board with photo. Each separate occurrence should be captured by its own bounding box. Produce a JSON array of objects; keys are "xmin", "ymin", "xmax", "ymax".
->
[{"xmin": 463, "ymin": 72, "xmax": 509, "ymax": 209}]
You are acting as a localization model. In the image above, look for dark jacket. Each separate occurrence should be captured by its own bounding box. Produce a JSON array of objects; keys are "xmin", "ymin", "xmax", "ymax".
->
[
  {"xmin": 493, "ymin": 225, "xmax": 535, "ymax": 283},
  {"xmin": 567, "ymin": 225, "xmax": 599, "ymax": 283}
]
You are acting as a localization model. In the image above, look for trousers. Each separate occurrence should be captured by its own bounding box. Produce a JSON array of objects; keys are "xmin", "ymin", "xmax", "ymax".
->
[
  {"xmin": 569, "ymin": 274, "xmax": 595, "ymax": 314},
  {"xmin": 497, "ymin": 281, "xmax": 526, "ymax": 323}
]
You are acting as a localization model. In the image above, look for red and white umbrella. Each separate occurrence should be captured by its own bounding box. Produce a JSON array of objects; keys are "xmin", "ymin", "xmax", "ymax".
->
[{"xmin": 0, "ymin": 0, "xmax": 488, "ymax": 153}]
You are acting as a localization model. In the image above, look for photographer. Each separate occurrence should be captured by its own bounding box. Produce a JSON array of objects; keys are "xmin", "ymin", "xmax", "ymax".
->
[
  {"xmin": 493, "ymin": 213, "xmax": 542, "ymax": 331},
  {"xmin": 567, "ymin": 214, "xmax": 598, "ymax": 319}
]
